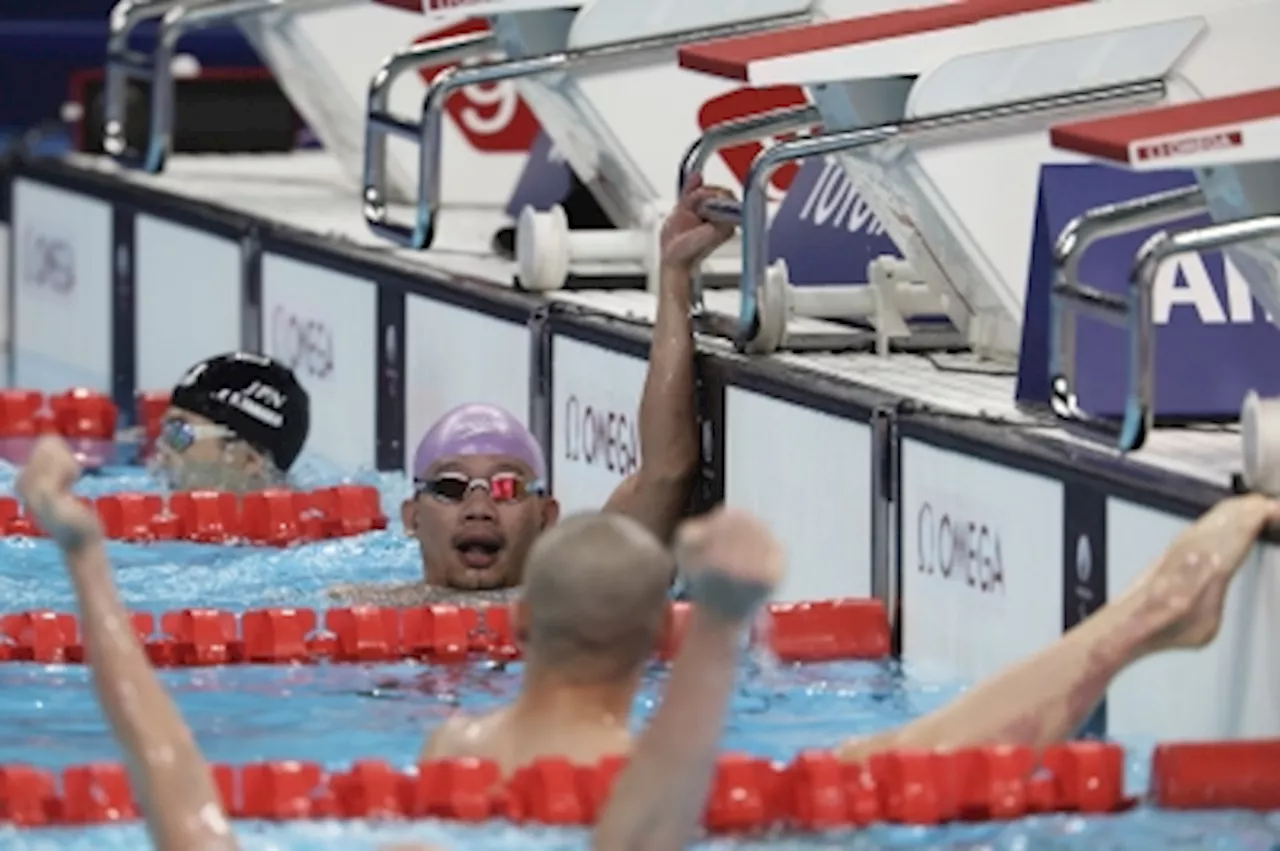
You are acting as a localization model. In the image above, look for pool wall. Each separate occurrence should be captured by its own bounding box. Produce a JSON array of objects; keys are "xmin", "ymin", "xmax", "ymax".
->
[{"xmin": 2, "ymin": 154, "xmax": 1278, "ymax": 745}]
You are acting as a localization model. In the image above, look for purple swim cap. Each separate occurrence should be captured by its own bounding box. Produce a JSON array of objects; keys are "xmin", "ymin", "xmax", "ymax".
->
[{"xmin": 413, "ymin": 403, "xmax": 546, "ymax": 481}]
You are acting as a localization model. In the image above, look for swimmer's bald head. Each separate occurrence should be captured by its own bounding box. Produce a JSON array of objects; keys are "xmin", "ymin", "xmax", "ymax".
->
[{"xmin": 517, "ymin": 512, "xmax": 674, "ymax": 683}]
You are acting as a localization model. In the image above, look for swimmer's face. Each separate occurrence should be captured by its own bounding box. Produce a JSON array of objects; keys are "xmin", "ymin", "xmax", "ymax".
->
[
  {"xmin": 152, "ymin": 407, "xmax": 266, "ymax": 493},
  {"xmin": 403, "ymin": 454, "xmax": 559, "ymax": 591}
]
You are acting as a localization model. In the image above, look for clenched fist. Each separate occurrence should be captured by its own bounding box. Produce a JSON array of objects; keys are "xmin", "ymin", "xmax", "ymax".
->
[
  {"xmin": 16, "ymin": 436, "xmax": 101, "ymax": 553},
  {"xmin": 675, "ymin": 506, "xmax": 785, "ymax": 622}
]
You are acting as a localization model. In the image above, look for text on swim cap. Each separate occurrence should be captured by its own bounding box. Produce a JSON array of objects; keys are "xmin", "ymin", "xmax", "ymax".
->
[{"xmin": 213, "ymin": 381, "xmax": 287, "ymax": 430}]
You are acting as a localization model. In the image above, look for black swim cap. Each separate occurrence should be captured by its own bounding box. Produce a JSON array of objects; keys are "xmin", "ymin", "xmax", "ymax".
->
[{"xmin": 169, "ymin": 352, "xmax": 310, "ymax": 471}]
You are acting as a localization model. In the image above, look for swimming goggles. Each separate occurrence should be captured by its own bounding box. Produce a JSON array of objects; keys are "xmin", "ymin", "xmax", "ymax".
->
[
  {"xmin": 415, "ymin": 472, "xmax": 547, "ymax": 504},
  {"xmin": 157, "ymin": 417, "xmax": 236, "ymax": 454}
]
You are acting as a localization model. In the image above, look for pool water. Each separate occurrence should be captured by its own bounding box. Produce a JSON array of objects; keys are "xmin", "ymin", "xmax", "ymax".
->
[{"xmin": 0, "ymin": 460, "xmax": 1276, "ymax": 849}]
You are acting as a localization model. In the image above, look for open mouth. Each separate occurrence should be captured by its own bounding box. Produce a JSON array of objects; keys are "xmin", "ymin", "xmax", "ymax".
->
[{"xmin": 454, "ymin": 532, "xmax": 504, "ymax": 570}]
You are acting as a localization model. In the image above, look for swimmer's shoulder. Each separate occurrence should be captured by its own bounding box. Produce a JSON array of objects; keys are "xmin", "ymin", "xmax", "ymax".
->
[
  {"xmin": 419, "ymin": 708, "xmax": 507, "ymax": 762},
  {"xmin": 419, "ymin": 714, "xmax": 475, "ymax": 761}
]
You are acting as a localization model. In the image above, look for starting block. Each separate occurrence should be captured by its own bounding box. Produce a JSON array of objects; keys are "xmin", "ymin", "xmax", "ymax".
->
[
  {"xmin": 1049, "ymin": 87, "xmax": 1280, "ymax": 452},
  {"xmin": 677, "ymin": 0, "xmax": 1280, "ymax": 356},
  {"xmin": 103, "ymin": 0, "xmax": 533, "ymax": 207},
  {"xmin": 357, "ymin": 0, "xmax": 933, "ymax": 294}
]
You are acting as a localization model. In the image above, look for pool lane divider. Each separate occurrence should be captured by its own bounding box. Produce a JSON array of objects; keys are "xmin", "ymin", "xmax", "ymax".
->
[
  {"xmin": 0, "ymin": 741, "xmax": 1140, "ymax": 831},
  {"xmin": 3, "ymin": 738, "xmax": 1275, "ymax": 832},
  {"xmin": 0, "ymin": 484, "xmax": 388, "ymax": 546},
  {"xmin": 0, "ymin": 388, "xmax": 169, "ymax": 468},
  {"xmin": 0, "ymin": 387, "xmax": 392, "ymax": 545},
  {"xmin": 0, "ymin": 598, "xmax": 890, "ymax": 667}
]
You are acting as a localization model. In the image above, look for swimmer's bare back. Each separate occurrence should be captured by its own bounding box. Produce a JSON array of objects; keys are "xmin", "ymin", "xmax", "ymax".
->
[{"xmin": 328, "ymin": 581, "xmax": 521, "ymax": 607}]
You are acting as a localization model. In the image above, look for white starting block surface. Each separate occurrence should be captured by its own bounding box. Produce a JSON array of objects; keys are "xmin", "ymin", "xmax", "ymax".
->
[{"xmin": 6, "ymin": 149, "xmax": 1271, "ymax": 743}]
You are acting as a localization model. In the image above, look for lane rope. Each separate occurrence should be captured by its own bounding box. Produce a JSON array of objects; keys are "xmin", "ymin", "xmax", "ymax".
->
[
  {"xmin": 0, "ymin": 741, "xmax": 1143, "ymax": 831},
  {"xmin": 0, "ymin": 599, "xmax": 890, "ymax": 666}
]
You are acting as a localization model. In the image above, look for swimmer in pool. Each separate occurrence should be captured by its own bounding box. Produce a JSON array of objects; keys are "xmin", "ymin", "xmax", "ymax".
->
[
  {"xmin": 25, "ymin": 430, "xmax": 1280, "ymax": 848},
  {"xmin": 154, "ymin": 352, "xmax": 310, "ymax": 493},
  {"xmin": 330, "ymin": 176, "xmax": 735, "ymax": 607},
  {"xmin": 20, "ymin": 434, "xmax": 779, "ymax": 851},
  {"xmin": 413, "ymin": 485, "xmax": 1280, "ymax": 784}
]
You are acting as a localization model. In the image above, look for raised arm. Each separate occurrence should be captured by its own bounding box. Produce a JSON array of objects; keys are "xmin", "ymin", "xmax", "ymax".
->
[
  {"xmin": 17, "ymin": 437, "xmax": 237, "ymax": 851},
  {"xmin": 603, "ymin": 177, "xmax": 735, "ymax": 543},
  {"xmin": 593, "ymin": 507, "xmax": 785, "ymax": 850},
  {"xmin": 837, "ymin": 494, "xmax": 1280, "ymax": 761}
]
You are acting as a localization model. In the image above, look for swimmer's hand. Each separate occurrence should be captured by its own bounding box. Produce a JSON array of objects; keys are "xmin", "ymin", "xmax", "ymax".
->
[
  {"xmin": 675, "ymin": 506, "xmax": 785, "ymax": 622},
  {"xmin": 660, "ymin": 174, "xmax": 737, "ymax": 272},
  {"xmin": 1134, "ymin": 493, "xmax": 1280, "ymax": 651},
  {"xmin": 16, "ymin": 436, "xmax": 103, "ymax": 554}
]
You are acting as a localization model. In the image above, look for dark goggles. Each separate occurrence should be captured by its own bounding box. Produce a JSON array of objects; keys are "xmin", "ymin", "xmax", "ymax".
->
[
  {"xmin": 415, "ymin": 472, "xmax": 546, "ymax": 504},
  {"xmin": 157, "ymin": 417, "xmax": 235, "ymax": 454}
]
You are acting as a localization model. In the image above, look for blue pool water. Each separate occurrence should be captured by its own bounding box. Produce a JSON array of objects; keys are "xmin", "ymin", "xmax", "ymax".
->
[{"xmin": 0, "ymin": 460, "xmax": 1276, "ymax": 849}]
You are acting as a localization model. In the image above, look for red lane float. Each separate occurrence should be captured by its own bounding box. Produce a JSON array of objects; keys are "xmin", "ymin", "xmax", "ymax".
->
[
  {"xmin": 0, "ymin": 742, "xmax": 1132, "ymax": 830},
  {"xmin": 0, "ymin": 388, "xmax": 171, "ymax": 462},
  {"xmin": 0, "ymin": 484, "xmax": 387, "ymax": 546},
  {"xmin": 0, "ymin": 598, "xmax": 890, "ymax": 667},
  {"xmin": 1151, "ymin": 739, "xmax": 1280, "ymax": 810}
]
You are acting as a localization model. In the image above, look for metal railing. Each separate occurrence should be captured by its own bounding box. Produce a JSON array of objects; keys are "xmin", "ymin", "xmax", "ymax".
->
[
  {"xmin": 675, "ymin": 101, "xmax": 821, "ymax": 312},
  {"xmin": 713, "ymin": 79, "xmax": 1166, "ymax": 353},
  {"xmin": 105, "ymin": 0, "xmax": 201, "ymax": 165},
  {"xmin": 676, "ymin": 102, "xmax": 821, "ymax": 196},
  {"xmin": 1053, "ymin": 212, "xmax": 1280, "ymax": 454},
  {"xmin": 362, "ymin": 31, "xmax": 502, "ymax": 248},
  {"xmin": 104, "ymin": 0, "xmax": 353, "ymax": 172},
  {"xmin": 362, "ymin": 9, "xmax": 810, "ymax": 248},
  {"xmin": 1048, "ymin": 185, "xmax": 1207, "ymax": 453}
]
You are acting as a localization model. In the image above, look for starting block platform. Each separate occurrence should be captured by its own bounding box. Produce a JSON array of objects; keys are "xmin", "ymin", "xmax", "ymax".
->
[
  {"xmin": 1046, "ymin": 87, "xmax": 1280, "ymax": 455},
  {"xmin": 1051, "ymin": 87, "xmax": 1280, "ymax": 170}
]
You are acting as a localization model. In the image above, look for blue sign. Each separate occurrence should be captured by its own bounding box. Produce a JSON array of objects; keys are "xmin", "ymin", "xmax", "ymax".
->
[
  {"xmin": 767, "ymin": 156, "xmax": 902, "ymax": 285},
  {"xmin": 1018, "ymin": 163, "xmax": 1280, "ymax": 419},
  {"xmin": 505, "ymin": 131, "xmax": 574, "ymax": 219}
]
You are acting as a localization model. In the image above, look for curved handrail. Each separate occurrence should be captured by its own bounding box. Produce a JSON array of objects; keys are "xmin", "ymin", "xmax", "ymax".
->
[
  {"xmin": 104, "ymin": 0, "xmax": 194, "ymax": 160},
  {"xmin": 675, "ymin": 102, "xmax": 821, "ymax": 313},
  {"xmin": 732, "ymin": 80, "xmax": 1166, "ymax": 352},
  {"xmin": 366, "ymin": 9, "xmax": 810, "ymax": 248},
  {"xmin": 106, "ymin": 0, "xmax": 354, "ymax": 171},
  {"xmin": 1130, "ymin": 216, "xmax": 1280, "ymax": 449},
  {"xmin": 675, "ymin": 103, "xmax": 820, "ymax": 197},
  {"xmin": 1047, "ymin": 185, "xmax": 1206, "ymax": 452},
  {"xmin": 361, "ymin": 31, "xmax": 497, "ymax": 240}
]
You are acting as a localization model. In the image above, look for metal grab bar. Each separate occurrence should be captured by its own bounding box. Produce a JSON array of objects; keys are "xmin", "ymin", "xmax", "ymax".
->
[
  {"xmin": 1056, "ymin": 215, "xmax": 1280, "ymax": 455},
  {"xmin": 728, "ymin": 79, "xmax": 1166, "ymax": 353},
  {"xmin": 675, "ymin": 102, "xmax": 821, "ymax": 313},
  {"xmin": 676, "ymin": 103, "xmax": 821, "ymax": 197},
  {"xmin": 362, "ymin": 32, "xmax": 499, "ymax": 249},
  {"xmin": 365, "ymin": 9, "xmax": 810, "ymax": 249},
  {"xmin": 104, "ymin": 0, "xmax": 197, "ymax": 161},
  {"xmin": 1048, "ymin": 186, "xmax": 1207, "ymax": 453},
  {"xmin": 106, "ymin": 0, "xmax": 353, "ymax": 172}
]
